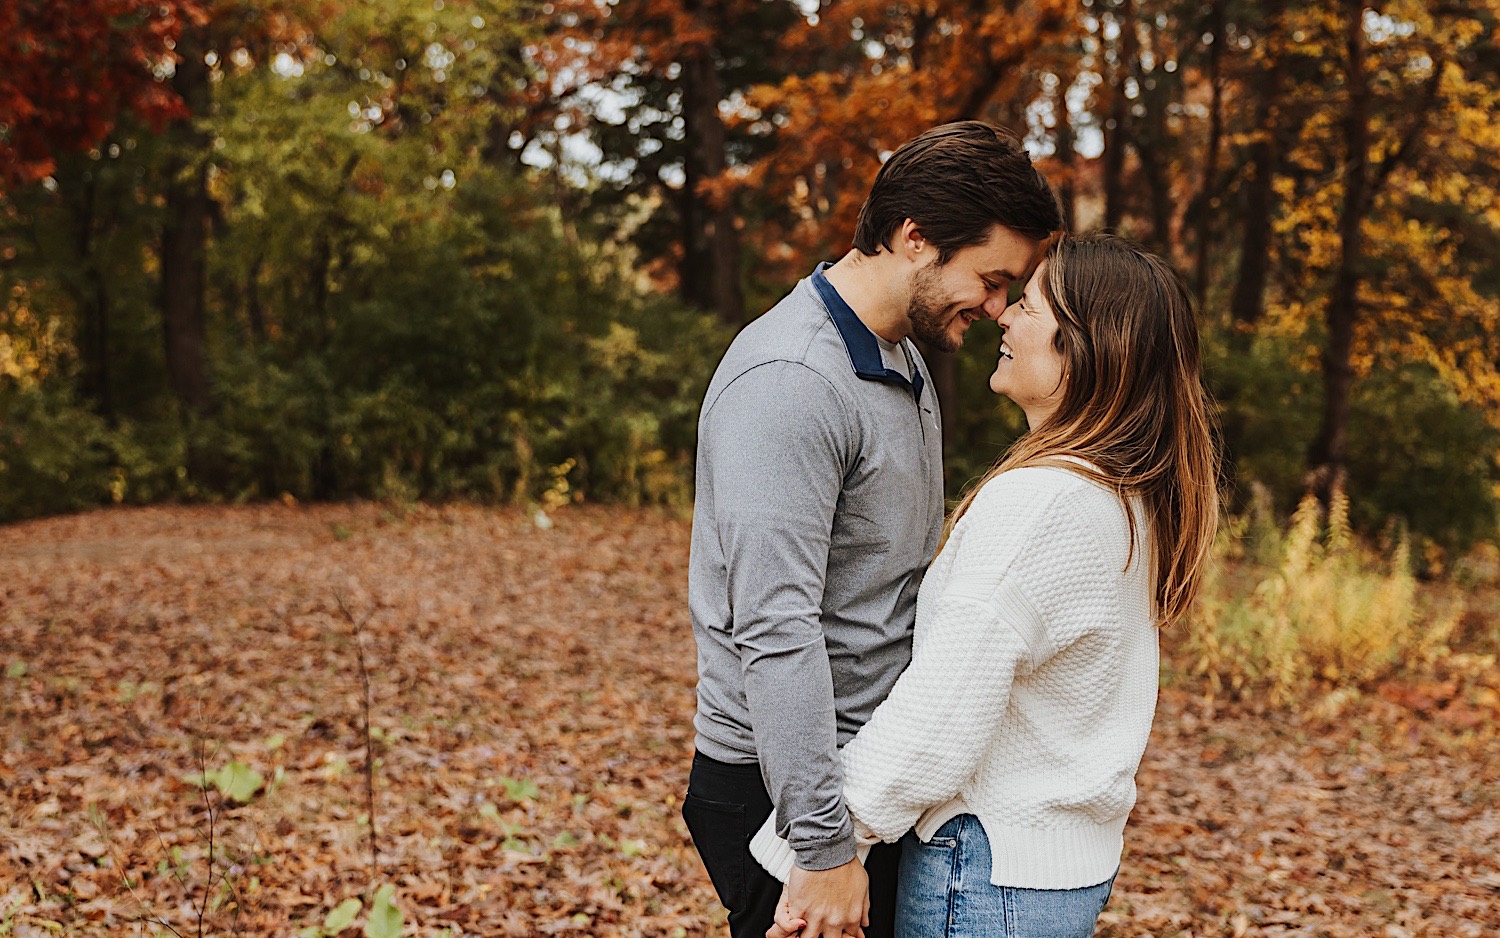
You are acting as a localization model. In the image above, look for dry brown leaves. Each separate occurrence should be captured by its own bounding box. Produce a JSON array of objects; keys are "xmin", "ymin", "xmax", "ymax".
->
[{"xmin": 1, "ymin": 505, "xmax": 1497, "ymax": 937}]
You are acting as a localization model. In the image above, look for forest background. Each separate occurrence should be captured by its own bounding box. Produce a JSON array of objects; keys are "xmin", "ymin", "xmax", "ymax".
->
[{"xmin": 2, "ymin": 0, "xmax": 1498, "ymax": 555}]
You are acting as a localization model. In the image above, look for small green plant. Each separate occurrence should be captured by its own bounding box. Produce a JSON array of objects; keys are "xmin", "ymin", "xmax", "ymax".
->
[
  {"xmin": 499, "ymin": 775, "xmax": 539, "ymax": 802},
  {"xmin": 184, "ymin": 760, "xmax": 265, "ymax": 804},
  {"xmin": 299, "ymin": 897, "xmax": 362, "ymax": 937},
  {"xmin": 0, "ymin": 894, "xmax": 21, "ymax": 936},
  {"xmin": 364, "ymin": 885, "xmax": 402, "ymax": 938}
]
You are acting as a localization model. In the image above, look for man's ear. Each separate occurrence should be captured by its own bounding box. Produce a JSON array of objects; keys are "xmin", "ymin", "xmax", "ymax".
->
[{"xmin": 897, "ymin": 218, "xmax": 927, "ymax": 262}]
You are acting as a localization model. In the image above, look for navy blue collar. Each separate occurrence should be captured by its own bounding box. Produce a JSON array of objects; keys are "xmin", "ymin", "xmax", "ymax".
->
[{"xmin": 811, "ymin": 262, "xmax": 924, "ymax": 403}]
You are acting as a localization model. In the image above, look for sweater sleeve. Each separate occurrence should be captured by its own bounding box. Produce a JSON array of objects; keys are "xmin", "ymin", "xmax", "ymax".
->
[
  {"xmin": 837, "ymin": 478, "xmax": 1058, "ymax": 844},
  {"xmin": 702, "ymin": 361, "xmax": 859, "ymax": 871}
]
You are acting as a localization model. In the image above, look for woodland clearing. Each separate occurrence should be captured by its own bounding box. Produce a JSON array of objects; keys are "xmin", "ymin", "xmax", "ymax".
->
[{"xmin": 2, "ymin": 504, "xmax": 1497, "ymax": 936}]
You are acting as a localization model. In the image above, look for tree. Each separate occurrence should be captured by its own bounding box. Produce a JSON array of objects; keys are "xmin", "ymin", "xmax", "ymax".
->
[
  {"xmin": 533, "ymin": 0, "xmax": 802, "ymax": 325},
  {"xmin": 0, "ymin": 1, "xmax": 200, "ymax": 419},
  {"xmin": 1277, "ymin": 1, "xmax": 1499, "ymax": 500},
  {"xmin": 0, "ymin": 0, "xmax": 193, "ymax": 190},
  {"xmin": 160, "ymin": 15, "xmax": 216, "ymax": 417},
  {"xmin": 1099, "ymin": 0, "xmax": 1136, "ymax": 233},
  {"xmin": 1227, "ymin": 0, "xmax": 1290, "ymax": 329}
]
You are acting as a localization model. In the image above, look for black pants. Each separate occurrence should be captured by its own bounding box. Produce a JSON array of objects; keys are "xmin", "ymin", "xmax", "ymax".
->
[{"xmin": 682, "ymin": 751, "xmax": 901, "ymax": 938}]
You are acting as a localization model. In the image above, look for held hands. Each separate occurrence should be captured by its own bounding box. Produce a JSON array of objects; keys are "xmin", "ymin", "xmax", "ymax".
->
[
  {"xmin": 765, "ymin": 858, "xmax": 869, "ymax": 938},
  {"xmin": 766, "ymin": 889, "xmax": 804, "ymax": 938}
]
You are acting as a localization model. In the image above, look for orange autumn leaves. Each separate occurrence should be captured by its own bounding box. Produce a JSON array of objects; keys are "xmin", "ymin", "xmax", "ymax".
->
[{"xmin": 3, "ymin": 503, "xmax": 1498, "ymax": 935}]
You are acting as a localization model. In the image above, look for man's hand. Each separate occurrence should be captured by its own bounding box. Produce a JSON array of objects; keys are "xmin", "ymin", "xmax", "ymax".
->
[{"xmin": 781, "ymin": 858, "xmax": 869, "ymax": 938}]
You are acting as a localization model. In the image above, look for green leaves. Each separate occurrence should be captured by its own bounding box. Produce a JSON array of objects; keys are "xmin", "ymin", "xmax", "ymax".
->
[
  {"xmin": 364, "ymin": 884, "xmax": 402, "ymax": 938},
  {"xmin": 299, "ymin": 888, "xmax": 399, "ymax": 938},
  {"xmin": 298, "ymin": 896, "xmax": 363, "ymax": 937},
  {"xmin": 499, "ymin": 776, "xmax": 539, "ymax": 802},
  {"xmin": 184, "ymin": 760, "xmax": 265, "ymax": 804},
  {"xmin": 324, "ymin": 898, "xmax": 362, "ymax": 934}
]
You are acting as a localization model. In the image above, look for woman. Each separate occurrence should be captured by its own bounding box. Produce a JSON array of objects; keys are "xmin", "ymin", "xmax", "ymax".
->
[{"xmin": 754, "ymin": 232, "xmax": 1220, "ymax": 937}]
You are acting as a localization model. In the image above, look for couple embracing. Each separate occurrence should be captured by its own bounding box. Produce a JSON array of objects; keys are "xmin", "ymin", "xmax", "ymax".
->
[{"xmin": 682, "ymin": 122, "xmax": 1220, "ymax": 938}]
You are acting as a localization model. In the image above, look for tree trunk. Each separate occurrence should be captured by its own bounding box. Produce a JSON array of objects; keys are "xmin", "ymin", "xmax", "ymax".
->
[
  {"xmin": 679, "ymin": 31, "xmax": 745, "ymax": 326},
  {"xmin": 1132, "ymin": 11, "xmax": 1173, "ymax": 250},
  {"xmin": 1102, "ymin": 0, "xmax": 1136, "ymax": 232},
  {"xmin": 245, "ymin": 254, "xmax": 266, "ymax": 343},
  {"xmin": 1134, "ymin": 88, "xmax": 1173, "ymax": 252},
  {"xmin": 1055, "ymin": 65, "xmax": 1077, "ymax": 232},
  {"xmin": 160, "ymin": 23, "xmax": 214, "ymax": 417},
  {"xmin": 1306, "ymin": 1, "xmax": 1369, "ymax": 503},
  {"xmin": 1228, "ymin": 0, "xmax": 1286, "ymax": 329},
  {"xmin": 71, "ymin": 166, "xmax": 112, "ymax": 419},
  {"xmin": 1193, "ymin": 3, "xmax": 1224, "ymax": 309}
]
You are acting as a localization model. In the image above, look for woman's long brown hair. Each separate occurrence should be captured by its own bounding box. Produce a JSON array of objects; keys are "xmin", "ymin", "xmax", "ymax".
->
[{"xmin": 947, "ymin": 232, "xmax": 1221, "ymax": 628}]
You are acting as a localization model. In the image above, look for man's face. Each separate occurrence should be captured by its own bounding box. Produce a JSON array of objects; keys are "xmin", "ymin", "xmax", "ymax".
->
[{"xmin": 905, "ymin": 225, "xmax": 1044, "ymax": 353}]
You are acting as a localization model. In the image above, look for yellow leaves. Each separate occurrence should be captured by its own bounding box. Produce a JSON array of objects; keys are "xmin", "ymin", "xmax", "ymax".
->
[{"xmin": 0, "ymin": 292, "xmax": 70, "ymax": 389}]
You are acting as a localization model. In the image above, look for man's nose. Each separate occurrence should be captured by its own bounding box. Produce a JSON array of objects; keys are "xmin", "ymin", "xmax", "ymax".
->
[{"xmin": 981, "ymin": 293, "xmax": 1008, "ymax": 320}]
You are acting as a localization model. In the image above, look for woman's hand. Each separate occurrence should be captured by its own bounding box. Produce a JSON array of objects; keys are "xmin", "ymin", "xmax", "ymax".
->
[{"xmin": 765, "ymin": 886, "xmax": 807, "ymax": 937}]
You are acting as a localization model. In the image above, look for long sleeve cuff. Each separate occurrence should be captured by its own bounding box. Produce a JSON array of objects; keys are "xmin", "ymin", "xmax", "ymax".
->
[
  {"xmin": 791, "ymin": 830, "xmax": 859, "ymax": 872},
  {"xmin": 751, "ymin": 816, "xmax": 873, "ymax": 883}
]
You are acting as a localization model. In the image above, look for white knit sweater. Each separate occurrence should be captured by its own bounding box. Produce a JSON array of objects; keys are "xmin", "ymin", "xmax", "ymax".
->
[{"xmin": 750, "ymin": 465, "xmax": 1159, "ymax": 890}]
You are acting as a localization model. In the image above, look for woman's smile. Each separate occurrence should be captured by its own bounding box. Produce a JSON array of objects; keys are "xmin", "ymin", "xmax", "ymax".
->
[{"xmin": 990, "ymin": 262, "xmax": 1066, "ymax": 428}]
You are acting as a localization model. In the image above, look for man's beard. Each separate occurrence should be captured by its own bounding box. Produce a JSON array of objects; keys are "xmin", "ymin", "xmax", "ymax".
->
[{"xmin": 906, "ymin": 265, "xmax": 963, "ymax": 353}]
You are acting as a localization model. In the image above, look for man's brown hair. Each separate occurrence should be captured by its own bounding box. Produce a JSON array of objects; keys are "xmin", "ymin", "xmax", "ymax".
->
[{"xmin": 852, "ymin": 121, "xmax": 1062, "ymax": 263}]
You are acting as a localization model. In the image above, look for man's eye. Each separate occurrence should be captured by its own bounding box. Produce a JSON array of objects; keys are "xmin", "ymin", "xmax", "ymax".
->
[{"xmin": 1006, "ymin": 282, "xmax": 1024, "ymax": 304}]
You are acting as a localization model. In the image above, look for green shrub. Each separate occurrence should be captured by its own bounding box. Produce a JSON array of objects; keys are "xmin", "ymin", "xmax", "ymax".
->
[
  {"xmin": 0, "ymin": 384, "xmax": 116, "ymax": 519},
  {"xmin": 1346, "ymin": 364, "xmax": 1500, "ymax": 558},
  {"xmin": 1208, "ymin": 331, "xmax": 1500, "ymax": 556}
]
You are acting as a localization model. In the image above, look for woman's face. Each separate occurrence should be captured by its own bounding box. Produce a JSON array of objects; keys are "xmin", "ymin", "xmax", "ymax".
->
[{"xmin": 990, "ymin": 262, "xmax": 1068, "ymax": 428}]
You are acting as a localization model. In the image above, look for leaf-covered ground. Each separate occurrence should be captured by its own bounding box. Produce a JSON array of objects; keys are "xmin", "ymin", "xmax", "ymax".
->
[{"xmin": 2, "ymin": 505, "xmax": 1497, "ymax": 936}]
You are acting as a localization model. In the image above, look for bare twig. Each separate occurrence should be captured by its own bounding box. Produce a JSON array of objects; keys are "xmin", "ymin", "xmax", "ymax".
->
[
  {"xmin": 149, "ymin": 816, "xmax": 193, "ymax": 896},
  {"xmin": 92, "ymin": 810, "xmax": 187, "ymax": 938},
  {"xmin": 196, "ymin": 736, "xmax": 215, "ymax": 938},
  {"xmin": 334, "ymin": 591, "xmax": 380, "ymax": 882}
]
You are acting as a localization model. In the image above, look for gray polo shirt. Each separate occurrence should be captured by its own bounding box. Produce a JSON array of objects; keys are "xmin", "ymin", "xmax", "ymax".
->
[{"xmin": 689, "ymin": 264, "xmax": 944, "ymax": 870}]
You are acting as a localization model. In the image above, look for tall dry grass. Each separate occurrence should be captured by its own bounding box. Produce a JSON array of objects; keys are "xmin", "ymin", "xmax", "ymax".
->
[{"xmin": 1181, "ymin": 492, "xmax": 1466, "ymax": 704}]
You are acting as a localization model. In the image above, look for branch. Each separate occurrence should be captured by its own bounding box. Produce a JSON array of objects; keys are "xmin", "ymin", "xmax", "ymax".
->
[
  {"xmin": 196, "ymin": 737, "xmax": 215, "ymax": 938},
  {"xmin": 946, "ymin": 7, "xmax": 1069, "ymax": 121},
  {"xmin": 96, "ymin": 812, "xmax": 187, "ymax": 938},
  {"xmin": 334, "ymin": 591, "xmax": 380, "ymax": 884},
  {"xmin": 1366, "ymin": 58, "xmax": 1444, "ymax": 207}
]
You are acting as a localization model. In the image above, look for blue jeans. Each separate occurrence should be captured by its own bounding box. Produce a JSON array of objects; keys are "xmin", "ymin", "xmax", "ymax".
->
[{"xmin": 895, "ymin": 815, "xmax": 1115, "ymax": 938}]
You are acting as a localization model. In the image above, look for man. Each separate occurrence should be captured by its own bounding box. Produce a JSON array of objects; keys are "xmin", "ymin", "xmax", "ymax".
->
[{"xmin": 684, "ymin": 122, "xmax": 1062, "ymax": 938}]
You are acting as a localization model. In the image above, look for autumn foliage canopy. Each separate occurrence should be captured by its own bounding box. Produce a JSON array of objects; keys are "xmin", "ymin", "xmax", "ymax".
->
[{"xmin": 0, "ymin": 0, "xmax": 201, "ymax": 187}]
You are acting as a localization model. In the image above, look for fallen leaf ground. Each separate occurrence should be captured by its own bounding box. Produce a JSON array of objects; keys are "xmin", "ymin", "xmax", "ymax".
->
[{"xmin": 2, "ymin": 505, "xmax": 1497, "ymax": 937}]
